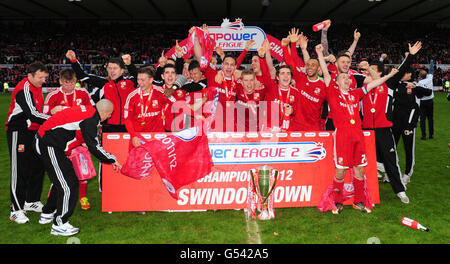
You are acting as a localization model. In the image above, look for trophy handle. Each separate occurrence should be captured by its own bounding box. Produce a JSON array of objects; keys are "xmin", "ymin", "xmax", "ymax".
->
[
  {"xmin": 260, "ymin": 169, "xmax": 278, "ymax": 205},
  {"xmin": 250, "ymin": 169, "xmax": 259, "ymax": 195}
]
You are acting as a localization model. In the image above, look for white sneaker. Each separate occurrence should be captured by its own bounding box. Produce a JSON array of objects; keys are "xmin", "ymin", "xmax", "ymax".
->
[
  {"xmin": 402, "ymin": 175, "xmax": 411, "ymax": 185},
  {"xmin": 24, "ymin": 201, "xmax": 44, "ymax": 212},
  {"xmin": 377, "ymin": 172, "xmax": 383, "ymax": 181},
  {"xmin": 50, "ymin": 222, "xmax": 79, "ymax": 236},
  {"xmin": 9, "ymin": 210, "xmax": 29, "ymax": 224},
  {"xmin": 383, "ymin": 175, "xmax": 390, "ymax": 183},
  {"xmin": 397, "ymin": 191, "xmax": 410, "ymax": 204},
  {"xmin": 39, "ymin": 212, "xmax": 55, "ymax": 224}
]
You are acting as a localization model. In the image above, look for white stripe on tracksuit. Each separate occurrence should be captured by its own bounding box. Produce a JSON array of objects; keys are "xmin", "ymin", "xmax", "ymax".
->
[
  {"xmin": 10, "ymin": 131, "xmax": 20, "ymax": 210},
  {"xmin": 47, "ymin": 146, "xmax": 71, "ymax": 226}
]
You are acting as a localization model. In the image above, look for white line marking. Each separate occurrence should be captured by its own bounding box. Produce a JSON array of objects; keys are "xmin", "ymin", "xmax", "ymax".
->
[{"xmin": 244, "ymin": 209, "xmax": 262, "ymax": 244}]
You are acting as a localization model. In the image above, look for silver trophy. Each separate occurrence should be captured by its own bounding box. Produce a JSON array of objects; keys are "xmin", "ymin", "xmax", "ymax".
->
[{"xmin": 249, "ymin": 165, "xmax": 278, "ymax": 220}]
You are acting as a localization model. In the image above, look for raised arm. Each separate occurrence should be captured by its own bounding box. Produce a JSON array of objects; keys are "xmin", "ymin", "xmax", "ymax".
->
[
  {"xmin": 122, "ymin": 54, "xmax": 138, "ymax": 87},
  {"xmin": 288, "ymin": 28, "xmax": 305, "ymax": 68},
  {"xmin": 315, "ymin": 44, "xmax": 331, "ymax": 86},
  {"xmin": 298, "ymin": 32, "xmax": 310, "ymax": 66},
  {"xmin": 66, "ymin": 50, "xmax": 107, "ymax": 89},
  {"xmin": 366, "ymin": 68, "xmax": 399, "ymax": 92},
  {"xmin": 236, "ymin": 40, "xmax": 254, "ymax": 68},
  {"xmin": 320, "ymin": 20, "xmax": 331, "ymax": 57},
  {"xmin": 265, "ymin": 45, "xmax": 277, "ymax": 80},
  {"xmin": 258, "ymin": 41, "xmax": 276, "ymax": 91},
  {"xmin": 347, "ymin": 29, "xmax": 361, "ymax": 57}
]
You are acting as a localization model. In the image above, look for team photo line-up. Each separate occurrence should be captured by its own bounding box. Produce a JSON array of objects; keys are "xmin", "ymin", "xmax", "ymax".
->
[{"xmin": 6, "ymin": 20, "xmax": 435, "ymax": 236}]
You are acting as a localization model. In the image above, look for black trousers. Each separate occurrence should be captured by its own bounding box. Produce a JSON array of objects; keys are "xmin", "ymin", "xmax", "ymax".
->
[
  {"xmin": 419, "ymin": 99, "xmax": 434, "ymax": 138},
  {"xmin": 35, "ymin": 136, "xmax": 78, "ymax": 225},
  {"xmin": 392, "ymin": 109, "xmax": 417, "ymax": 176},
  {"xmin": 98, "ymin": 124, "xmax": 127, "ymax": 192},
  {"xmin": 7, "ymin": 129, "xmax": 45, "ymax": 211},
  {"xmin": 370, "ymin": 127, "xmax": 406, "ymax": 194}
]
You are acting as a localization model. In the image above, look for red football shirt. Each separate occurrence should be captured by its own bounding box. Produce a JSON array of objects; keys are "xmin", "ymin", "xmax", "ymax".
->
[
  {"xmin": 234, "ymin": 81, "xmax": 266, "ymax": 132},
  {"xmin": 124, "ymin": 85, "xmax": 173, "ymax": 136},
  {"xmin": 326, "ymin": 84, "xmax": 367, "ymax": 129},
  {"xmin": 203, "ymin": 65, "xmax": 237, "ymax": 131},
  {"xmin": 43, "ymin": 87, "xmax": 94, "ymax": 115},
  {"xmin": 291, "ymin": 72, "xmax": 328, "ymax": 131}
]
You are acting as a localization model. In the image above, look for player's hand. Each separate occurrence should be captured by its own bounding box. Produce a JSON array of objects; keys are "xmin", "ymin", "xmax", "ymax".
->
[
  {"xmin": 298, "ymin": 33, "xmax": 308, "ymax": 50},
  {"xmin": 175, "ymin": 40, "xmax": 183, "ymax": 58},
  {"xmin": 131, "ymin": 136, "xmax": 142, "ymax": 147},
  {"xmin": 164, "ymin": 87, "xmax": 176, "ymax": 97},
  {"xmin": 409, "ymin": 41, "xmax": 422, "ymax": 55},
  {"xmin": 245, "ymin": 39, "xmax": 255, "ymax": 51},
  {"xmin": 288, "ymin": 28, "xmax": 300, "ymax": 44},
  {"xmin": 201, "ymin": 24, "xmax": 209, "ymax": 35},
  {"xmin": 215, "ymin": 70, "xmax": 224, "ymax": 84},
  {"xmin": 257, "ymin": 45, "xmax": 266, "ymax": 58},
  {"xmin": 65, "ymin": 50, "xmax": 76, "ymax": 61},
  {"xmin": 121, "ymin": 54, "xmax": 131, "ymax": 65},
  {"xmin": 323, "ymin": 19, "xmax": 331, "ymax": 31},
  {"xmin": 325, "ymin": 54, "xmax": 336, "ymax": 63},
  {"xmin": 281, "ymin": 38, "xmax": 290, "ymax": 48},
  {"xmin": 112, "ymin": 161, "xmax": 122, "ymax": 172},
  {"xmin": 214, "ymin": 46, "xmax": 225, "ymax": 59},
  {"xmin": 315, "ymin": 44, "xmax": 324, "ymax": 55},
  {"xmin": 354, "ymin": 29, "xmax": 361, "ymax": 41},
  {"xmin": 284, "ymin": 104, "xmax": 293, "ymax": 116},
  {"xmin": 405, "ymin": 82, "xmax": 416, "ymax": 89},
  {"xmin": 388, "ymin": 68, "xmax": 399, "ymax": 77},
  {"xmin": 50, "ymin": 105, "xmax": 64, "ymax": 115},
  {"xmin": 158, "ymin": 50, "xmax": 167, "ymax": 66},
  {"xmin": 358, "ymin": 61, "xmax": 370, "ymax": 70},
  {"xmin": 255, "ymin": 80, "xmax": 263, "ymax": 90}
]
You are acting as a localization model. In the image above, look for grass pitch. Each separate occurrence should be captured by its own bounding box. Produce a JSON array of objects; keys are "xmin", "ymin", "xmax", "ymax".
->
[{"xmin": 0, "ymin": 92, "xmax": 448, "ymax": 244}]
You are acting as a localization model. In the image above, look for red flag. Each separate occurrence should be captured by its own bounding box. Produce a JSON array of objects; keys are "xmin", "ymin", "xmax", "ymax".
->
[
  {"xmin": 185, "ymin": 27, "xmax": 216, "ymax": 71},
  {"xmin": 317, "ymin": 179, "xmax": 373, "ymax": 212},
  {"xmin": 142, "ymin": 127, "xmax": 213, "ymax": 199},
  {"xmin": 120, "ymin": 144, "xmax": 155, "ymax": 180}
]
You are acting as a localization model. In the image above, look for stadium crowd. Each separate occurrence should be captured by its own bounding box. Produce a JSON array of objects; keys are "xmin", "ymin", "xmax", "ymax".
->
[
  {"xmin": 4, "ymin": 19, "xmax": 447, "ymax": 236},
  {"xmin": 1, "ymin": 22, "xmax": 449, "ymax": 88}
]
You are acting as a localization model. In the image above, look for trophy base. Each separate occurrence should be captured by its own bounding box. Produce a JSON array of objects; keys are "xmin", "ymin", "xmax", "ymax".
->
[{"xmin": 258, "ymin": 209, "xmax": 272, "ymax": 220}]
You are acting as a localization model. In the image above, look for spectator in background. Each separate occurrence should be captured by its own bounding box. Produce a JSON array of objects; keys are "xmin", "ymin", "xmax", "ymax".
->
[{"xmin": 417, "ymin": 60, "xmax": 435, "ymax": 140}]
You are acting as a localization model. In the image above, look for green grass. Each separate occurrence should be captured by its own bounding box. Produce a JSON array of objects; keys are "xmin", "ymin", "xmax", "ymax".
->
[{"xmin": 0, "ymin": 92, "xmax": 449, "ymax": 244}]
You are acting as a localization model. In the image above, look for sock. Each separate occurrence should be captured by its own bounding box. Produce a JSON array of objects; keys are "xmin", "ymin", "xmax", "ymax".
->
[
  {"xmin": 79, "ymin": 180, "xmax": 88, "ymax": 199},
  {"xmin": 352, "ymin": 177, "xmax": 365, "ymax": 205},
  {"xmin": 333, "ymin": 177, "xmax": 345, "ymax": 203}
]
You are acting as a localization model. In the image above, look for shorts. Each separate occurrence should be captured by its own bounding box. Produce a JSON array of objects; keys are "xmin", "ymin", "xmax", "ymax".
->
[{"xmin": 333, "ymin": 127, "xmax": 367, "ymax": 169}]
